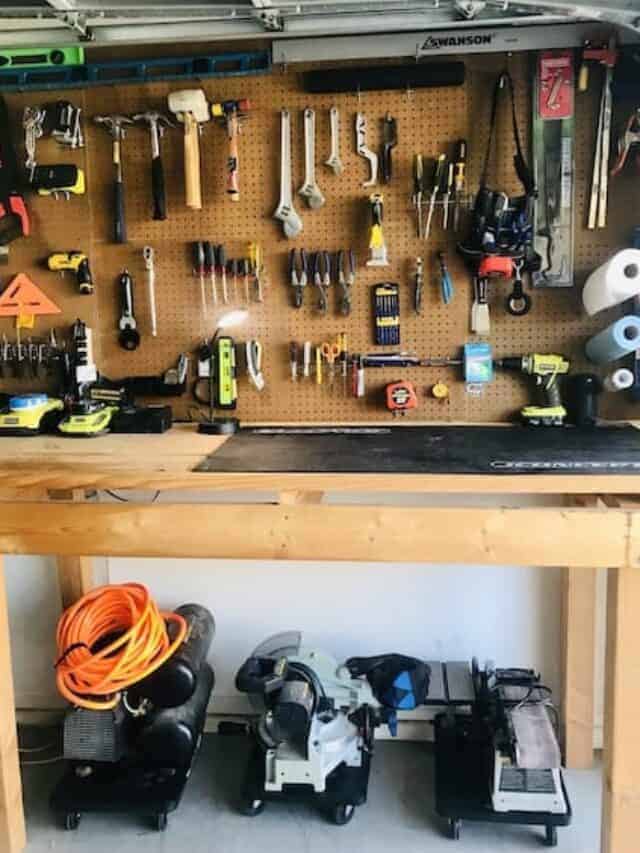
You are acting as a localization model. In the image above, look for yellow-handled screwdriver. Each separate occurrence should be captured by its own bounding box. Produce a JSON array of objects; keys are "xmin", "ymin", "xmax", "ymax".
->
[{"xmin": 453, "ymin": 139, "xmax": 467, "ymax": 232}]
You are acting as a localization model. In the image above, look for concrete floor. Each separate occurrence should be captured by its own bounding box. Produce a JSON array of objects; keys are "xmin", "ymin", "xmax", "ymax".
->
[{"xmin": 22, "ymin": 733, "xmax": 601, "ymax": 853}]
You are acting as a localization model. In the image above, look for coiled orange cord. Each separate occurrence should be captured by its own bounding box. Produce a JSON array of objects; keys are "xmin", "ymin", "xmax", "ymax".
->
[{"xmin": 55, "ymin": 583, "xmax": 187, "ymax": 711}]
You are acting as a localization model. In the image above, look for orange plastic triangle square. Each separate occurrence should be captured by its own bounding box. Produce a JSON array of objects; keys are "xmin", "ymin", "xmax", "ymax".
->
[{"xmin": 0, "ymin": 273, "xmax": 61, "ymax": 317}]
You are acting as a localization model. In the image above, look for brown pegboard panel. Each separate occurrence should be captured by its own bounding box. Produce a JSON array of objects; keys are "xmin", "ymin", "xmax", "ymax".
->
[{"xmin": 0, "ymin": 52, "xmax": 635, "ymax": 423}]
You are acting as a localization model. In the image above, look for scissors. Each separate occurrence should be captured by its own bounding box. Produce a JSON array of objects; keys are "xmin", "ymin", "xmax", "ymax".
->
[{"xmin": 321, "ymin": 340, "xmax": 341, "ymax": 386}]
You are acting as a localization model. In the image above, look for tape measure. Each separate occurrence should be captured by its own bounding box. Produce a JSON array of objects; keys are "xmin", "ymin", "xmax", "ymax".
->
[{"xmin": 385, "ymin": 381, "xmax": 418, "ymax": 416}]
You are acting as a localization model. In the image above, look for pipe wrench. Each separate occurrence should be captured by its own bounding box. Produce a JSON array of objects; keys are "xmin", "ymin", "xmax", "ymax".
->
[
  {"xmin": 325, "ymin": 106, "xmax": 343, "ymax": 175},
  {"xmin": 299, "ymin": 107, "xmax": 325, "ymax": 209},
  {"xmin": 274, "ymin": 109, "xmax": 303, "ymax": 238},
  {"xmin": 355, "ymin": 112, "xmax": 378, "ymax": 188}
]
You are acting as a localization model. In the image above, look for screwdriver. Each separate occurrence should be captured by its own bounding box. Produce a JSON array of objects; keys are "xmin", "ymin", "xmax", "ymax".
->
[
  {"xmin": 453, "ymin": 139, "xmax": 467, "ymax": 232},
  {"xmin": 240, "ymin": 258, "xmax": 250, "ymax": 304},
  {"xmin": 413, "ymin": 154, "xmax": 424, "ymax": 238},
  {"xmin": 315, "ymin": 346, "xmax": 322, "ymax": 385},
  {"xmin": 424, "ymin": 153, "xmax": 446, "ymax": 241},
  {"xmin": 303, "ymin": 341, "xmax": 312, "ymax": 379},
  {"xmin": 192, "ymin": 241, "xmax": 207, "ymax": 318},
  {"xmin": 216, "ymin": 245, "xmax": 228, "ymax": 303},
  {"xmin": 442, "ymin": 161, "xmax": 454, "ymax": 230},
  {"xmin": 289, "ymin": 341, "xmax": 298, "ymax": 382},
  {"xmin": 227, "ymin": 258, "xmax": 238, "ymax": 303},
  {"xmin": 202, "ymin": 241, "xmax": 217, "ymax": 307},
  {"xmin": 338, "ymin": 331, "xmax": 348, "ymax": 396}
]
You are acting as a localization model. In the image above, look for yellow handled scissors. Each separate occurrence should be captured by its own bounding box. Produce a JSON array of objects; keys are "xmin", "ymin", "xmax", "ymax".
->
[{"xmin": 321, "ymin": 341, "xmax": 341, "ymax": 386}]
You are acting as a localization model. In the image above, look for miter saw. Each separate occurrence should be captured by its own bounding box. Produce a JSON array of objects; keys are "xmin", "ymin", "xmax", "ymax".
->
[{"xmin": 235, "ymin": 632, "xmax": 430, "ymax": 825}]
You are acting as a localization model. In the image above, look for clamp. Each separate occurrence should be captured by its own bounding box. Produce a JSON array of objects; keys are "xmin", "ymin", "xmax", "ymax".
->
[
  {"xmin": 337, "ymin": 249, "xmax": 355, "ymax": 316},
  {"xmin": 289, "ymin": 248, "xmax": 308, "ymax": 309},
  {"xmin": 611, "ymin": 108, "xmax": 640, "ymax": 178}
]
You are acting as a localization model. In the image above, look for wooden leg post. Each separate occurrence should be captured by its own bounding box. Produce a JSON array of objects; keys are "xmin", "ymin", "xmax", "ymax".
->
[
  {"xmin": 0, "ymin": 556, "xmax": 26, "ymax": 852},
  {"xmin": 49, "ymin": 490, "xmax": 94, "ymax": 609},
  {"xmin": 602, "ymin": 564, "xmax": 640, "ymax": 853}
]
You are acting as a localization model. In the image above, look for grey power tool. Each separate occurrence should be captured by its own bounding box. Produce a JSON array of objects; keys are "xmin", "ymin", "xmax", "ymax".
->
[{"xmin": 236, "ymin": 632, "xmax": 429, "ymax": 825}]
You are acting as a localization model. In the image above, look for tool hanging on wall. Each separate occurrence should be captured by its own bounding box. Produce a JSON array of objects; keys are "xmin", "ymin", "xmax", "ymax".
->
[
  {"xmin": 321, "ymin": 338, "xmax": 341, "ymax": 390},
  {"xmin": 424, "ymin": 154, "xmax": 446, "ymax": 241},
  {"xmin": 289, "ymin": 248, "xmax": 308, "ymax": 308},
  {"xmin": 274, "ymin": 109, "xmax": 303, "ymax": 238},
  {"xmin": 471, "ymin": 277, "xmax": 490, "ymax": 336},
  {"xmin": 437, "ymin": 252, "xmax": 453, "ymax": 305},
  {"xmin": 373, "ymin": 282, "xmax": 400, "ymax": 345},
  {"xmin": 245, "ymin": 340, "xmax": 264, "ymax": 391},
  {"xmin": 47, "ymin": 251, "xmax": 93, "ymax": 295},
  {"xmin": 338, "ymin": 331, "xmax": 348, "ymax": 396},
  {"xmin": 249, "ymin": 243, "xmax": 265, "ymax": 303},
  {"xmin": 533, "ymin": 51, "xmax": 575, "ymax": 287},
  {"xmin": 506, "ymin": 257, "xmax": 532, "ymax": 316},
  {"xmin": 582, "ymin": 39, "xmax": 618, "ymax": 230},
  {"xmin": 216, "ymin": 244, "xmax": 229, "ymax": 304},
  {"xmin": 442, "ymin": 161, "xmax": 454, "ymax": 230},
  {"xmin": 289, "ymin": 340, "xmax": 298, "ymax": 382},
  {"xmin": 414, "ymin": 257, "xmax": 424, "ymax": 315},
  {"xmin": 355, "ymin": 112, "xmax": 378, "ymax": 187},
  {"xmin": 299, "ymin": 107, "xmax": 325, "ymax": 209},
  {"xmin": 413, "ymin": 154, "xmax": 424, "ymax": 239},
  {"xmin": 202, "ymin": 241, "xmax": 217, "ymax": 306},
  {"xmin": 228, "ymin": 258, "xmax": 239, "ymax": 303},
  {"xmin": 0, "ymin": 273, "xmax": 60, "ymax": 337},
  {"xmin": 337, "ymin": 249, "xmax": 355, "ymax": 315},
  {"xmin": 132, "ymin": 110, "xmax": 174, "ymax": 221},
  {"xmin": 94, "ymin": 114, "xmax": 133, "ymax": 243},
  {"xmin": 312, "ymin": 250, "xmax": 331, "ymax": 314},
  {"xmin": 168, "ymin": 89, "xmax": 209, "ymax": 211},
  {"xmin": 0, "ymin": 95, "xmax": 30, "ymax": 255},
  {"xmin": 117, "ymin": 269, "xmax": 140, "ymax": 351},
  {"xmin": 611, "ymin": 108, "xmax": 640, "ymax": 178},
  {"xmin": 192, "ymin": 241, "xmax": 208, "ymax": 319},
  {"xmin": 385, "ymin": 380, "xmax": 418, "ymax": 416},
  {"xmin": 142, "ymin": 246, "xmax": 158, "ymax": 337},
  {"xmin": 367, "ymin": 193, "xmax": 389, "ymax": 267},
  {"xmin": 23, "ymin": 102, "xmax": 85, "ymax": 198},
  {"xmin": 452, "ymin": 139, "xmax": 467, "ymax": 232},
  {"xmin": 325, "ymin": 106, "xmax": 343, "ymax": 175},
  {"xmin": 381, "ymin": 112, "xmax": 397, "ymax": 184},
  {"xmin": 211, "ymin": 98, "xmax": 250, "ymax": 202},
  {"xmin": 303, "ymin": 341, "xmax": 311, "ymax": 379}
]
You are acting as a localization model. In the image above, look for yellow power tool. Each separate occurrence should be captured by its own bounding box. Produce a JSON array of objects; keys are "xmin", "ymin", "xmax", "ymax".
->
[
  {"xmin": 496, "ymin": 354, "xmax": 570, "ymax": 426},
  {"xmin": 47, "ymin": 251, "xmax": 93, "ymax": 294}
]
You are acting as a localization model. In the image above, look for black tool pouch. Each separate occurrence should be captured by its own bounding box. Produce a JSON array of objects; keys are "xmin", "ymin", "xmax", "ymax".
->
[{"xmin": 459, "ymin": 71, "xmax": 540, "ymax": 270}]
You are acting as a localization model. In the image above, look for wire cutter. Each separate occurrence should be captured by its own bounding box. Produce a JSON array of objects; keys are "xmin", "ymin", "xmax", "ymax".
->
[
  {"xmin": 312, "ymin": 250, "xmax": 331, "ymax": 314},
  {"xmin": 288, "ymin": 248, "xmax": 308, "ymax": 309},
  {"xmin": 337, "ymin": 249, "xmax": 355, "ymax": 316}
]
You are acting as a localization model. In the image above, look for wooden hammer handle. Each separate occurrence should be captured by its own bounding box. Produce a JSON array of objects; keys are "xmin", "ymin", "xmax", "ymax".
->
[
  {"xmin": 227, "ymin": 112, "xmax": 240, "ymax": 202},
  {"xmin": 183, "ymin": 113, "xmax": 202, "ymax": 210}
]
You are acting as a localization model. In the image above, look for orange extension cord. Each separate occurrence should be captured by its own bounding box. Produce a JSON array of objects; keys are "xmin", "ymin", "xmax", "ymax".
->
[{"xmin": 55, "ymin": 583, "xmax": 187, "ymax": 711}]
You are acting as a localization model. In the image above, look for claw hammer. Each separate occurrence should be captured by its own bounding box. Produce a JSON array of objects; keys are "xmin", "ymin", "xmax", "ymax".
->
[{"xmin": 211, "ymin": 99, "xmax": 250, "ymax": 202}]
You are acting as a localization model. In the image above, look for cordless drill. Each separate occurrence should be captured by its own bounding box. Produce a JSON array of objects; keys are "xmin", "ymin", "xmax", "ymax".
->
[
  {"xmin": 47, "ymin": 251, "xmax": 93, "ymax": 294},
  {"xmin": 496, "ymin": 353, "xmax": 570, "ymax": 426}
]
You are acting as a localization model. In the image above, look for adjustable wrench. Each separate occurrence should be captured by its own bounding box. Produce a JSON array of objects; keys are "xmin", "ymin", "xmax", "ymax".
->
[
  {"xmin": 355, "ymin": 112, "xmax": 378, "ymax": 187},
  {"xmin": 325, "ymin": 106, "xmax": 343, "ymax": 175},
  {"xmin": 142, "ymin": 245, "xmax": 158, "ymax": 337},
  {"xmin": 299, "ymin": 107, "xmax": 325, "ymax": 209},
  {"xmin": 274, "ymin": 109, "xmax": 303, "ymax": 239}
]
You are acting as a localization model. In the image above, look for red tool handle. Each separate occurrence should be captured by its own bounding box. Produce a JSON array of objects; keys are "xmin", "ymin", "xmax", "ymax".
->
[{"xmin": 0, "ymin": 194, "xmax": 30, "ymax": 241}]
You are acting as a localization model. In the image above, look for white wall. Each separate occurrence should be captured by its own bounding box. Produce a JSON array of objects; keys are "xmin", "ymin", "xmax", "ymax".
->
[{"xmin": 4, "ymin": 491, "xmax": 570, "ymax": 722}]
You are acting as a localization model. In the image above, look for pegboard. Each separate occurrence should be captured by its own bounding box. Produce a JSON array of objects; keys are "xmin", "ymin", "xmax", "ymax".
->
[{"xmin": 0, "ymin": 50, "xmax": 636, "ymax": 424}]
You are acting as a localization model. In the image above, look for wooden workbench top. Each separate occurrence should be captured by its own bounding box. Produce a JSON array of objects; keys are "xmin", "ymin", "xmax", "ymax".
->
[{"xmin": 0, "ymin": 423, "xmax": 639, "ymax": 495}]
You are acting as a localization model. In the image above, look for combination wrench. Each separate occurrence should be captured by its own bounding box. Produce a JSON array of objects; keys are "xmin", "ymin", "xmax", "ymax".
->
[{"xmin": 274, "ymin": 109, "xmax": 303, "ymax": 238}]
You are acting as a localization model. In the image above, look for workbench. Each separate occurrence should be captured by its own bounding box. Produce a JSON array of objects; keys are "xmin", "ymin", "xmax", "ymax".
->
[{"xmin": 0, "ymin": 423, "xmax": 638, "ymax": 853}]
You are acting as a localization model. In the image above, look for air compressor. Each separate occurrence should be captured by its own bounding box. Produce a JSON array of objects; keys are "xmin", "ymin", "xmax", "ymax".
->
[{"xmin": 50, "ymin": 586, "xmax": 215, "ymax": 832}]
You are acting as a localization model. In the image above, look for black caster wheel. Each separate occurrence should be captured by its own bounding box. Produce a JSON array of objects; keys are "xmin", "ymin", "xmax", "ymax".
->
[
  {"xmin": 545, "ymin": 825, "xmax": 558, "ymax": 847},
  {"xmin": 241, "ymin": 798, "xmax": 265, "ymax": 817},
  {"xmin": 330, "ymin": 803, "xmax": 355, "ymax": 826},
  {"xmin": 155, "ymin": 812, "xmax": 168, "ymax": 832},
  {"xmin": 64, "ymin": 812, "xmax": 81, "ymax": 831},
  {"xmin": 448, "ymin": 818, "xmax": 461, "ymax": 840}
]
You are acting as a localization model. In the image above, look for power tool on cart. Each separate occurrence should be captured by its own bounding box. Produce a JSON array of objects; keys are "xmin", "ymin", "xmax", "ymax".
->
[
  {"xmin": 495, "ymin": 354, "xmax": 570, "ymax": 426},
  {"xmin": 51, "ymin": 586, "xmax": 215, "ymax": 832},
  {"xmin": 235, "ymin": 632, "xmax": 429, "ymax": 825},
  {"xmin": 430, "ymin": 659, "xmax": 570, "ymax": 847}
]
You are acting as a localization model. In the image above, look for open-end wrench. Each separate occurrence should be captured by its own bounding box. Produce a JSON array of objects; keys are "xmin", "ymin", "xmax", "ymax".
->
[
  {"xmin": 325, "ymin": 106, "xmax": 343, "ymax": 175},
  {"xmin": 355, "ymin": 112, "xmax": 378, "ymax": 187},
  {"xmin": 274, "ymin": 109, "xmax": 303, "ymax": 239},
  {"xmin": 299, "ymin": 107, "xmax": 325, "ymax": 209}
]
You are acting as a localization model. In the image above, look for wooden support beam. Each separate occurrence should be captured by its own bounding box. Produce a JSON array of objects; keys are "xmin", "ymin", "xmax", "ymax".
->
[
  {"xmin": 0, "ymin": 557, "xmax": 26, "ymax": 852},
  {"xmin": 0, "ymin": 502, "xmax": 631, "ymax": 566},
  {"xmin": 562, "ymin": 495, "xmax": 598, "ymax": 769},
  {"xmin": 49, "ymin": 490, "xmax": 94, "ymax": 609},
  {"xmin": 602, "ymin": 564, "xmax": 640, "ymax": 853}
]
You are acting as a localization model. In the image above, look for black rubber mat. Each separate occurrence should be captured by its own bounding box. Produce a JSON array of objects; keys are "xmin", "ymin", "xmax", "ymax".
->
[{"xmin": 194, "ymin": 425, "xmax": 640, "ymax": 475}]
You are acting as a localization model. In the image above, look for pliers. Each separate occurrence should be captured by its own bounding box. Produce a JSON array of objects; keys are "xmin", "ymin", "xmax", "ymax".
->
[
  {"xmin": 337, "ymin": 249, "xmax": 356, "ymax": 316},
  {"xmin": 312, "ymin": 250, "xmax": 331, "ymax": 314},
  {"xmin": 289, "ymin": 248, "xmax": 308, "ymax": 309}
]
